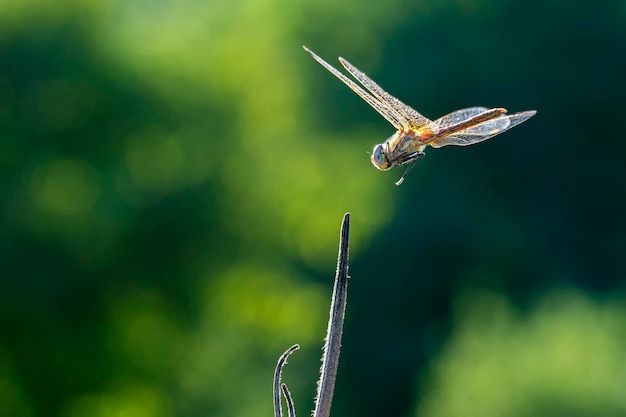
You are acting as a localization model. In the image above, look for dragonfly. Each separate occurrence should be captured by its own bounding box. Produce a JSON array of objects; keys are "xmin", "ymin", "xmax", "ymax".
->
[{"xmin": 303, "ymin": 46, "xmax": 537, "ymax": 185}]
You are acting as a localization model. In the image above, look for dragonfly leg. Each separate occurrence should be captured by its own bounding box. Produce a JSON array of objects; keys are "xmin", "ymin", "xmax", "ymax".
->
[{"xmin": 395, "ymin": 152, "xmax": 425, "ymax": 186}]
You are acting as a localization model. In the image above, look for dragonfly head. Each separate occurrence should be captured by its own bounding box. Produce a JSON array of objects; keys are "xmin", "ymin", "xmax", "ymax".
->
[{"xmin": 371, "ymin": 143, "xmax": 391, "ymax": 170}]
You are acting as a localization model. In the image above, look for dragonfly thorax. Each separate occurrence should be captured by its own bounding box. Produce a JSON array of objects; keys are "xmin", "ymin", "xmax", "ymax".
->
[{"xmin": 371, "ymin": 143, "xmax": 391, "ymax": 171}]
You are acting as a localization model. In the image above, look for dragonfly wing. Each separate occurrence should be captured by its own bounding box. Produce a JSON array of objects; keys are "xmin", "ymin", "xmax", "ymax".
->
[
  {"xmin": 430, "ymin": 110, "xmax": 536, "ymax": 148},
  {"xmin": 338, "ymin": 57, "xmax": 438, "ymax": 132},
  {"xmin": 304, "ymin": 47, "xmax": 404, "ymax": 130},
  {"xmin": 434, "ymin": 107, "xmax": 490, "ymax": 128}
]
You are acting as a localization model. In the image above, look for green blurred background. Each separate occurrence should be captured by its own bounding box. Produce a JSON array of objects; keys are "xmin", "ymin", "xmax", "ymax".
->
[{"xmin": 1, "ymin": 0, "xmax": 625, "ymax": 417}]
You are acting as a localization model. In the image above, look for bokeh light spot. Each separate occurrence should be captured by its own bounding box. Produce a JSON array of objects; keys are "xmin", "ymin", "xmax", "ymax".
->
[
  {"xmin": 63, "ymin": 385, "xmax": 173, "ymax": 417},
  {"xmin": 125, "ymin": 131, "xmax": 184, "ymax": 192},
  {"xmin": 30, "ymin": 158, "xmax": 100, "ymax": 216}
]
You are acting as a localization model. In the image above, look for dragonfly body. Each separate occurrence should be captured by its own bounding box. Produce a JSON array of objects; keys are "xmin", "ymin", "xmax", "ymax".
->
[{"xmin": 304, "ymin": 46, "xmax": 536, "ymax": 185}]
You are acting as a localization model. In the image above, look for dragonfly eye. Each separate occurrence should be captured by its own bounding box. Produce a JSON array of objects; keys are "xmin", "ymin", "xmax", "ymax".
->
[{"xmin": 371, "ymin": 144, "xmax": 390, "ymax": 170}]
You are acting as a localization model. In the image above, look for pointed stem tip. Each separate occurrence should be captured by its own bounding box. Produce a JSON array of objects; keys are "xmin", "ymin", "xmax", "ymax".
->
[{"xmin": 313, "ymin": 213, "xmax": 351, "ymax": 417}]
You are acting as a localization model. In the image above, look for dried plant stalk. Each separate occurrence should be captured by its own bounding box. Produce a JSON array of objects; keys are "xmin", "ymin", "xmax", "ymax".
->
[
  {"xmin": 313, "ymin": 212, "xmax": 350, "ymax": 417},
  {"xmin": 273, "ymin": 213, "xmax": 351, "ymax": 417}
]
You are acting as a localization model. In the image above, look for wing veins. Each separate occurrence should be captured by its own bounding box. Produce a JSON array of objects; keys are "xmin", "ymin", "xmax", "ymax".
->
[
  {"xmin": 430, "ymin": 110, "xmax": 537, "ymax": 148},
  {"xmin": 338, "ymin": 57, "xmax": 436, "ymax": 131},
  {"xmin": 304, "ymin": 46, "xmax": 403, "ymax": 129}
]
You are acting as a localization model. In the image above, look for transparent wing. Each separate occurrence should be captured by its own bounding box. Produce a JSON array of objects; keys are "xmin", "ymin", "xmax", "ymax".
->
[
  {"xmin": 338, "ymin": 57, "xmax": 438, "ymax": 132},
  {"xmin": 304, "ymin": 46, "xmax": 404, "ymax": 130},
  {"xmin": 434, "ymin": 107, "xmax": 490, "ymax": 128},
  {"xmin": 430, "ymin": 110, "xmax": 536, "ymax": 148}
]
